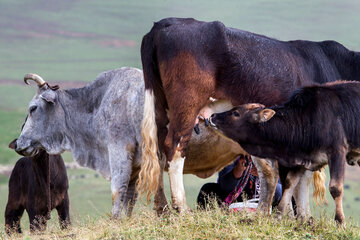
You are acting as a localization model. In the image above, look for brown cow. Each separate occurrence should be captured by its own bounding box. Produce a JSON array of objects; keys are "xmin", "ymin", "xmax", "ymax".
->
[
  {"xmin": 138, "ymin": 17, "xmax": 360, "ymax": 212},
  {"xmin": 5, "ymin": 139, "xmax": 70, "ymax": 234}
]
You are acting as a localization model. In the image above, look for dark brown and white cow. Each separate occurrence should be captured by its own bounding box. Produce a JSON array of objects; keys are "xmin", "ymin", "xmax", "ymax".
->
[
  {"xmin": 139, "ymin": 17, "xmax": 360, "ymax": 212},
  {"xmin": 5, "ymin": 139, "xmax": 70, "ymax": 234},
  {"xmin": 210, "ymin": 81, "xmax": 360, "ymax": 224}
]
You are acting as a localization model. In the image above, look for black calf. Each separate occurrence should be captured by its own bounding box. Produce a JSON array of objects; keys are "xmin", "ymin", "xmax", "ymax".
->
[{"xmin": 5, "ymin": 139, "xmax": 70, "ymax": 234}]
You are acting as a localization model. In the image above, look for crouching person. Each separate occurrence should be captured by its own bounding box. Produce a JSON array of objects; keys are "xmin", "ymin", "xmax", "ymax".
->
[
  {"xmin": 5, "ymin": 139, "xmax": 70, "ymax": 235},
  {"xmin": 197, "ymin": 155, "xmax": 282, "ymax": 209}
]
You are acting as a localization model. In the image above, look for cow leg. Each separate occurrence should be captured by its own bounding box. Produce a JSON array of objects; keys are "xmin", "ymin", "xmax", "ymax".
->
[
  {"xmin": 328, "ymin": 148, "xmax": 346, "ymax": 224},
  {"xmin": 28, "ymin": 211, "xmax": 46, "ymax": 232},
  {"xmin": 56, "ymin": 192, "xmax": 71, "ymax": 229},
  {"xmin": 157, "ymin": 55, "xmax": 215, "ymax": 212},
  {"xmin": 165, "ymin": 100, "xmax": 211, "ymax": 212},
  {"xmin": 27, "ymin": 197, "xmax": 46, "ymax": 232},
  {"xmin": 154, "ymin": 156, "xmax": 169, "ymax": 215},
  {"xmin": 168, "ymin": 151, "xmax": 188, "ymax": 212},
  {"xmin": 252, "ymin": 157, "xmax": 278, "ymax": 214},
  {"xmin": 5, "ymin": 204, "xmax": 24, "ymax": 235},
  {"xmin": 123, "ymin": 176, "xmax": 138, "ymax": 217},
  {"xmin": 109, "ymin": 143, "xmax": 133, "ymax": 219},
  {"xmin": 165, "ymin": 118, "xmax": 205, "ymax": 212},
  {"xmin": 293, "ymin": 170, "xmax": 312, "ymax": 221},
  {"xmin": 277, "ymin": 168, "xmax": 305, "ymax": 218}
]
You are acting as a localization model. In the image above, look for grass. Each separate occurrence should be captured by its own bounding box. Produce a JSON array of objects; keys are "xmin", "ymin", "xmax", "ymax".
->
[
  {"xmin": 0, "ymin": 167, "xmax": 359, "ymax": 233},
  {"xmin": 2, "ymin": 206, "xmax": 360, "ymax": 240}
]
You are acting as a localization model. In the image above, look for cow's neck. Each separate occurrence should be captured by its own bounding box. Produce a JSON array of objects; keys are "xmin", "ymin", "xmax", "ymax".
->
[{"xmin": 56, "ymin": 88, "xmax": 110, "ymax": 178}]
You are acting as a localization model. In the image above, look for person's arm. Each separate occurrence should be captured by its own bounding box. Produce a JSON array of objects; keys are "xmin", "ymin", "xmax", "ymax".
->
[{"xmin": 218, "ymin": 158, "xmax": 247, "ymax": 192}]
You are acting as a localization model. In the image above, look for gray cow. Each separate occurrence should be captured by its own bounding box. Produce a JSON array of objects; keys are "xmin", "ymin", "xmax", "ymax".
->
[
  {"xmin": 15, "ymin": 67, "xmax": 248, "ymax": 218},
  {"xmin": 16, "ymin": 68, "xmax": 145, "ymax": 218}
]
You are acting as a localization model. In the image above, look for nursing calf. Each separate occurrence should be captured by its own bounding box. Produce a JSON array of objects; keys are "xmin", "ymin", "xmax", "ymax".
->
[
  {"xmin": 5, "ymin": 139, "xmax": 70, "ymax": 234},
  {"xmin": 211, "ymin": 81, "xmax": 360, "ymax": 224}
]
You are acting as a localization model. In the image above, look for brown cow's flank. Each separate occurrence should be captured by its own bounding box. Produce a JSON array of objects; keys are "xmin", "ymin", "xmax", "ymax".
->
[{"xmin": 159, "ymin": 51, "xmax": 216, "ymax": 159}]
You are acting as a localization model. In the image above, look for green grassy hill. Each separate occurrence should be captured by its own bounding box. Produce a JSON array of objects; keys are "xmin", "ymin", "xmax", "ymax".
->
[{"xmin": 1, "ymin": 0, "xmax": 360, "ymax": 236}]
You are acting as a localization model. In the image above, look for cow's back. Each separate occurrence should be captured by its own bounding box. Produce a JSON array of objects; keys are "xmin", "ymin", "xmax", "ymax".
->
[
  {"xmin": 149, "ymin": 18, "xmax": 359, "ymax": 107},
  {"xmin": 278, "ymin": 81, "xmax": 360, "ymax": 152}
]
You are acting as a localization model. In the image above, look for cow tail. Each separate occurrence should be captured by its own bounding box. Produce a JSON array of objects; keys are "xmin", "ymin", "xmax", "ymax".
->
[
  {"xmin": 137, "ymin": 31, "xmax": 161, "ymax": 203},
  {"xmin": 312, "ymin": 166, "xmax": 328, "ymax": 205}
]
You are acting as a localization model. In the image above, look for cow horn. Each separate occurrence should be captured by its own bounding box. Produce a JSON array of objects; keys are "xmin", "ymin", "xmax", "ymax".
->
[{"xmin": 24, "ymin": 73, "xmax": 46, "ymax": 86}]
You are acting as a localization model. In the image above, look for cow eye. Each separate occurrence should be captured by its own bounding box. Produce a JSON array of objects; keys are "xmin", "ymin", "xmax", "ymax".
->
[
  {"xmin": 29, "ymin": 106, "xmax": 37, "ymax": 114},
  {"xmin": 233, "ymin": 111, "xmax": 240, "ymax": 117}
]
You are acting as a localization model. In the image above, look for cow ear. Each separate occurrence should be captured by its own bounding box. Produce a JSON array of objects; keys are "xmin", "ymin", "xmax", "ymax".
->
[
  {"xmin": 40, "ymin": 90, "xmax": 56, "ymax": 104},
  {"xmin": 8, "ymin": 139, "xmax": 17, "ymax": 149},
  {"xmin": 258, "ymin": 109, "xmax": 275, "ymax": 122},
  {"xmin": 245, "ymin": 103, "xmax": 266, "ymax": 110}
]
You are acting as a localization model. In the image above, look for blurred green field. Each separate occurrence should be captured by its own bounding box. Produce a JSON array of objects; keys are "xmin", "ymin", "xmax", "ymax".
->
[{"xmin": 1, "ymin": 0, "xmax": 360, "ymax": 233}]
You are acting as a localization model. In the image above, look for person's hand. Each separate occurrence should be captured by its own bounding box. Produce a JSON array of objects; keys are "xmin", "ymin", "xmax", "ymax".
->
[{"xmin": 233, "ymin": 156, "xmax": 247, "ymax": 178}]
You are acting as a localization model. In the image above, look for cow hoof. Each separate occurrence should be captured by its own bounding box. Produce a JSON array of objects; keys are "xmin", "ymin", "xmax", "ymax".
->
[
  {"xmin": 335, "ymin": 214, "xmax": 345, "ymax": 225},
  {"xmin": 194, "ymin": 124, "xmax": 200, "ymax": 134},
  {"xmin": 306, "ymin": 216, "xmax": 315, "ymax": 227},
  {"xmin": 154, "ymin": 204, "xmax": 170, "ymax": 217},
  {"xmin": 172, "ymin": 203, "xmax": 191, "ymax": 214}
]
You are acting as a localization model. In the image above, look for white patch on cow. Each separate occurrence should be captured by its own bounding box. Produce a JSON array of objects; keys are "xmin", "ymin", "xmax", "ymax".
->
[
  {"xmin": 168, "ymin": 150, "xmax": 188, "ymax": 212},
  {"xmin": 209, "ymin": 97, "xmax": 217, "ymax": 102}
]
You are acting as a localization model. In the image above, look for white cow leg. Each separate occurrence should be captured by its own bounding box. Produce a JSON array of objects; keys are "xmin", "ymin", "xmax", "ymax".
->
[
  {"xmin": 293, "ymin": 170, "xmax": 312, "ymax": 221},
  {"xmin": 277, "ymin": 169, "xmax": 305, "ymax": 218},
  {"xmin": 253, "ymin": 157, "xmax": 278, "ymax": 214},
  {"xmin": 168, "ymin": 150, "xmax": 189, "ymax": 213}
]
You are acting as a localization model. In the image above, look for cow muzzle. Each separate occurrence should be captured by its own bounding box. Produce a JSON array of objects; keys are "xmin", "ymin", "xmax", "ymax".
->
[{"xmin": 15, "ymin": 138, "xmax": 40, "ymax": 157}]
